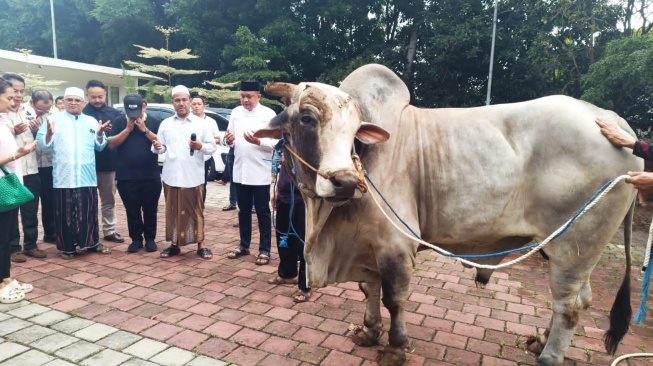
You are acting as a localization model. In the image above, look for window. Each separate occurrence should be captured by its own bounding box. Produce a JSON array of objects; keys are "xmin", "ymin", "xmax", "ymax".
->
[{"xmin": 108, "ymin": 86, "xmax": 120, "ymax": 106}]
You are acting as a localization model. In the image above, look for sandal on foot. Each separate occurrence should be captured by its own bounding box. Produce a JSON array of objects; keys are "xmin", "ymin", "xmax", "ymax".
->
[
  {"xmin": 227, "ymin": 247, "xmax": 250, "ymax": 259},
  {"xmin": 89, "ymin": 243, "xmax": 111, "ymax": 254},
  {"xmin": 0, "ymin": 285, "xmax": 25, "ymax": 304},
  {"xmin": 197, "ymin": 248, "xmax": 213, "ymax": 260},
  {"xmin": 255, "ymin": 253, "xmax": 270, "ymax": 266},
  {"xmin": 293, "ymin": 290, "xmax": 311, "ymax": 303},
  {"xmin": 8, "ymin": 279, "xmax": 33, "ymax": 294},
  {"xmin": 160, "ymin": 246, "xmax": 181, "ymax": 258},
  {"xmin": 268, "ymin": 276, "xmax": 298, "ymax": 285}
]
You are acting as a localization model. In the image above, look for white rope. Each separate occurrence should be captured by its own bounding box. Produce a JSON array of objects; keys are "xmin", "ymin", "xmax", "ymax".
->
[
  {"xmin": 611, "ymin": 353, "xmax": 653, "ymax": 365},
  {"xmin": 366, "ymin": 175, "xmax": 630, "ymax": 270},
  {"xmin": 643, "ymin": 215, "xmax": 653, "ymax": 271}
]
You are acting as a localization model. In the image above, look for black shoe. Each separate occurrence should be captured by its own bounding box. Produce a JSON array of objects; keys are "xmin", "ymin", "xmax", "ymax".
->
[
  {"xmin": 222, "ymin": 204, "xmax": 237, "ymax": 211},
  {"xmin": 127, "ymin": 241, "xmax": 143, "ymax": 253},
  {"xmin": 104, "ymin": 233, "xmax": 125, "ymax": 243},
  {"xmin": 145, "ymin": 239, "xmax": 157, "ymax": 253}
]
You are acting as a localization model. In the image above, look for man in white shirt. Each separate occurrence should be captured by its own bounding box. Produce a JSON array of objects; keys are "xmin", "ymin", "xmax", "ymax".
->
[
  {"xmin": 190, "ymin": 95, "xmax": 220, "ymax": 205},
  {"xmin": 2, "ymin": 73, "xmax": 47, "ymax": 262},
  {"xmin": 152, "ymin": 86, "xmax": 216, "ymax": 260},
  {"xmin": 225, "ymin": 81, "xmax": 277, "ymax": 265}
]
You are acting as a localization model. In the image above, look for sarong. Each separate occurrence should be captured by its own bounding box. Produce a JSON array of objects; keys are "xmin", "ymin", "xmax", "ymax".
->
[
  {"xmin": 163, "ymin": 183, "xmax": 204, "ymax": 246},
  {"xmin": 54, "ymin": 187, "xmax": 100, "ymax": 254}
]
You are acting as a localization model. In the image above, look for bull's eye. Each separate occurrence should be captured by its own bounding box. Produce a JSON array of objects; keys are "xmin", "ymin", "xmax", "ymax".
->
[{"xmin": 300, "ymin": 115, "xmax": 312, "ymax": 124}]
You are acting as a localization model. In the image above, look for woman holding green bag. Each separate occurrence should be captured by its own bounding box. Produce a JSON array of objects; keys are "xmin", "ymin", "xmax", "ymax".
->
[{"xmin": 0, "ymin": 77, "xmax": 37, "ymax": 304}]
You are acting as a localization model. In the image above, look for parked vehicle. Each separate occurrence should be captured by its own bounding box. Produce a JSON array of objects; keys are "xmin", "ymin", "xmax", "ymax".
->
[{"xmin": 114, "ymin": 103, "xmax": 231, "ymax": 180}]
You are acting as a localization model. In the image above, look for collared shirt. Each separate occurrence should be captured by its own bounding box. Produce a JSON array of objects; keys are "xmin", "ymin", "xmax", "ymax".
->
[
  {"xmin": 0, "ymin": 114, "xmax": 22, "ymax": 183},
  {"xmin": 36, "ymin": 110, "xmax": 56, "ymax": 168},
  {"xmin": 153, "ymin": 113, "xmax": 217, "ymax": 188},
  {"xmin": 36, "ymin": 111, "xmax": 107, "ymax": 188},
  {"xmin": 227, "ymin": 104, "xmax": 277, "ymax": 185},
  {"xmin": 6, "ymin": 104, "xmax": 39, "ymax": 175},
  {"xmin": 82, "ymin": 103, "xmax": 122, "ymax": 172},
  {"xmin": 198, "ymin": 114, "xmax": 220, "ymax": 162}
]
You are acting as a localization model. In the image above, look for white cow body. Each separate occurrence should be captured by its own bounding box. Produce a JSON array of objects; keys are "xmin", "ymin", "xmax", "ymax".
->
[{"xmin": 257, "ymin": 64, "xmax": 642, "ymax": 366}]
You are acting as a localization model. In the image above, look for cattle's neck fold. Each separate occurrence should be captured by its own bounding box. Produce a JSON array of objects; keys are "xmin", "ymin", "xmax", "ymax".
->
[{"xmin": 303, "ymin": 197, "xmax": 334, "ymax": 288}]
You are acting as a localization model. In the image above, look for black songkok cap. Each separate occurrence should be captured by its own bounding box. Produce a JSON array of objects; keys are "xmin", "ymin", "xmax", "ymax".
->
[{"xmin": 240, "ymin": 81, "xmax": 260, "ymax": 92}]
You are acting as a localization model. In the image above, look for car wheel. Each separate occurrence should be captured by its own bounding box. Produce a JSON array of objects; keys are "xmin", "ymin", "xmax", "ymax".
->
[{"xmin": 206, "ymin": 159, "xmax": 217, "ymax": 181}]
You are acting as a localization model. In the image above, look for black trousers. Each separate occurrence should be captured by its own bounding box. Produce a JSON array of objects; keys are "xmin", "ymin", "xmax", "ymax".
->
[
  {"xmin": 38, "ymin": 167, "xmax": 55, "ymax": 241},
  {"xmin": 276, "ymin": 200, "xmax": 309, "ymax": 291},
  {"xmin": 116, "ymin": 179, "xmax": 162, "ymax": 242},
  {"xmin": 226, "ymin": 155, "xmax": 236, "ymax": 205},
  {"xmin": 0, "ymin": 209, "xmax": 18, "ymax": 280},
  {"xmin": 203, "ymin": 157, "xmax": 213, "ymax": 204},
  {"xmin": 235, "ymin": 183, "xmax": 271, "ymax": 254},
  {"xmin": 10, "ymin": 173, "xmax": 41, "ymax": 252}
]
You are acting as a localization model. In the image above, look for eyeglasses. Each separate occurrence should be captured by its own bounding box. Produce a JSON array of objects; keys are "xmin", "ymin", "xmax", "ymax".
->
[
  {"xmin": 33, "ymin": 106, "xmax": 50, "ymax": 113},
  {"xmin": 64, "ymin": 98, "xmax": 84, "ymax": 104}
]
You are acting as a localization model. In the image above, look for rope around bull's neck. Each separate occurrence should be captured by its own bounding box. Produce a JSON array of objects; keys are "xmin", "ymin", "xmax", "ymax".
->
[{"xmin": 365, "ymin": 174, "xmax": 631, "ymax": 270}]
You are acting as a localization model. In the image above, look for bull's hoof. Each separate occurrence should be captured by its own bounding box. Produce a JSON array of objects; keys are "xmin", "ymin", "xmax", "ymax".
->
[
  {"xmin": 378, "ymin": 346, "xmax": 406, "ymax": 366},
  {"xmin": 350, "ymin": 325, "xmax": 382, "ymax": 347},
  {"xmin": 526, "ymin": 334, "xmax": 546, "ymax": 354},
  {"xmin": 535, "ymin": 354, "xmax": 559, "ymax": 366}
]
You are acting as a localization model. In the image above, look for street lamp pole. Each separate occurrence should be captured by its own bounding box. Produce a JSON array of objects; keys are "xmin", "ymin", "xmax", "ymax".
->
[
  {"xmin": 50, "ymin": 0, "xmax": 58, "ymax": 58},
  {"xmin": 486, "ymin": 0, "xmax": 498, "ymax": 105}
]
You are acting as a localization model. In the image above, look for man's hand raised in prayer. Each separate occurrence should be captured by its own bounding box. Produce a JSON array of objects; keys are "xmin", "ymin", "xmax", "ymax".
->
[{"xmin": 98, "ymin": 120, "xmax": 112, "ymax": 134}]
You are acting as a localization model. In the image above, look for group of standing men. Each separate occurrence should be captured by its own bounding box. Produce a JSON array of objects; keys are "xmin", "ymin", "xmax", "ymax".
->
[{"xmin": 3, "ymin": 75, "xmax": 310, "ymax": 301}]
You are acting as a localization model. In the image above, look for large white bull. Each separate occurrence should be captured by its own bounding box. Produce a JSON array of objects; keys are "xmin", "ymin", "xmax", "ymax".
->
[{"xmin": 254, "ymin": 64, "xmax": 642, "ymax": 366}]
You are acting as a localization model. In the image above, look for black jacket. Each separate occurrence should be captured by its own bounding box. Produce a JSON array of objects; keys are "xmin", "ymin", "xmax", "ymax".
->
[{"xmin": 83, "ymin": 103, "xmax": 123, "ymax": 172}]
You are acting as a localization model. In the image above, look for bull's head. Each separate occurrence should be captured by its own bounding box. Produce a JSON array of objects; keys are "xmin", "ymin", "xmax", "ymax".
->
[{"xmin": 254, "ymin": 82, "xmax": 389, "ymax": 204}]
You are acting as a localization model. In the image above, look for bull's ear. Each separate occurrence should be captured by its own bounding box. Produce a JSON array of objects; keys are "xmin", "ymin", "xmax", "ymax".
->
[
  {"xmin": 355, "ymin": 122, "xmax": 390, "ymax": 144},
  {"xmin": 253, "ymin": 127, "xmax": 282, "ymax": 139}
]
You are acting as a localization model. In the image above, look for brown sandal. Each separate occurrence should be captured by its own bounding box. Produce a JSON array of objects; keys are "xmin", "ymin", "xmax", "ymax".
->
[
  {"xmin": 267, "ymin": 276, "xmax": 298, "ymax": 285},
  {"xmin": 255, "ymin": 253, "xmax": 270, "ymax": 265},
  {"xmin": 293, "ymin": 290, "xmax": 311, "ymax": 303}
]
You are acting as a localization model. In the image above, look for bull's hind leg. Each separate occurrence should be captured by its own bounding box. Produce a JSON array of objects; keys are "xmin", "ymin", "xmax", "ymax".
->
[
  {"xmin": 352, "ymin": 281, "xmax": 383, "ymax": 346},
  {"xmin": 535, "ymin": 264, "xmax": 593, "ymax": 366}
]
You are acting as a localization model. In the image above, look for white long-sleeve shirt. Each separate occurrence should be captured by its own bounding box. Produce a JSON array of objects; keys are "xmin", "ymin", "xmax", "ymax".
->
[
  {"xmin": 153, "ymin": 113, "xmax": 216, "ymax": 188},
  {"xmin": 227, "ymin": 104, "xmax": 277, "ymax": 185}
]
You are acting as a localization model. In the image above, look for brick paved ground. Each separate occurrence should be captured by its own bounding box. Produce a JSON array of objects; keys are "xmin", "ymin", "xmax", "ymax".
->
[{"xmin": 1, "ymin": 182, "xmax": 652, "ymax": 365}]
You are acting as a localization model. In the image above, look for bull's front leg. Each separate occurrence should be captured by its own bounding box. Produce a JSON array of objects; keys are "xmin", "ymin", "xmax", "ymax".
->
[
  {"xmin": 352, "ymin": 281, "xmax": 383, "ymax": 346},
  {"xmin": 378, "ymin": 254, "xmax": 412, "ymax": 366}
]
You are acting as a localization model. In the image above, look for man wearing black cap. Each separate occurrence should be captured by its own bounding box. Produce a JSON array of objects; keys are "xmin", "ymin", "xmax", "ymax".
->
[
  {"xmin": 107, "ymin": 95, "xmax": 162, "ymax": 253},
  {"xmin": 225, "ymin": 81, "xmax": 277, "ymax": 265}
]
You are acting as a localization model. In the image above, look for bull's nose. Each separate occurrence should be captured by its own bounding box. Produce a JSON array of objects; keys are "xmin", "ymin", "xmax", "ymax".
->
[{"xmin": 330, "ymin": 174, "xmax": 358, "ymax": 198}]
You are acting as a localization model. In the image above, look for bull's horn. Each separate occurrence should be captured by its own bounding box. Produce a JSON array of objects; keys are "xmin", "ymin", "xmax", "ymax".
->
[{"xmin": 265, "ymin": 82, "xmax": 298, "ymax": 98}]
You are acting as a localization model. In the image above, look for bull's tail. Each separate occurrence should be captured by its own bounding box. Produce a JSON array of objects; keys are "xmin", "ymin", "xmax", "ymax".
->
[{"xmin": 603, "ymin": 199, "xmax": 634, "ymax": 354}]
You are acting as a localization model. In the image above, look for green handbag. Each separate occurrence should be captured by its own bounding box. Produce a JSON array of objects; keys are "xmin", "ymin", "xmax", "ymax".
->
[{"xmin": 0, "ymin": 165, "xmax": 34, "ymax": 213}]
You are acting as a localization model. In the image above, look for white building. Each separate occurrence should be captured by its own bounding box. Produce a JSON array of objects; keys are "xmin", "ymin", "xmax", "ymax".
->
[{"xmin": 0, "ymin": 49, "xmax": 161, "ymax": 105}]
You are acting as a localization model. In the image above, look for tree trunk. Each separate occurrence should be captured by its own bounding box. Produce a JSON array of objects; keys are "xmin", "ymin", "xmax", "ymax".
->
[{"xmin": 405, "ymin": 24, "xmax": 418, "ymax": 78}]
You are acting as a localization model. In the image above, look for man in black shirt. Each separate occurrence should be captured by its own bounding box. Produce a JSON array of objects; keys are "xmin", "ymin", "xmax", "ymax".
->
[
  {"xmin": 108, "ymin": 95, "xmax": 162, "ymax": 252},
  {"xmin": 83, "ymin": 80, "xmax": 125, "ymax": 244}
]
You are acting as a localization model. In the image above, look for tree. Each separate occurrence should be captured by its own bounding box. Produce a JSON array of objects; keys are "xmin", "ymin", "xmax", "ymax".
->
[
  {"xmin": 581, "ymin": 34, "xmax": 653, "ymax": 134},
  {"xmin": 123, "ymin": 26, "xmax": 207, "ymax": 99}
]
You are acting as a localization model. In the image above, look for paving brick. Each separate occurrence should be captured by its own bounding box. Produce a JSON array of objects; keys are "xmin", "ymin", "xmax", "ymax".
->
[
  {"xmin": 108, "ymin": 297, "xmax": 145, "ymax": 311},
  {"xmin": 5, "ymin": 324, "xmax": 55, "ymax": 344},
  {"xmin": 123, "ymin": 338, "xmax": 169, "ymax": 360},
  {"xmin": 224, "ymin": 346, "xmax": 268, "ymax": 366},
  {"xmin": 320, "ymin": 334, "xmax": 355, "ymax": 353},
  {"xmin": 293, "ymin": 326, "xmax": 329, "ymax": 345},
  {"xmin": 444, "ymin": 347, "xmax": 482, "ymax": 365},
  {"xmin": 116, "ymin": 316, "xmax": 158, "ymax": 333},
  {"xmin": 115, "ymin": 359, "xmax": 158, "ymax": 366},
  {"xmin": 0, "ymin": 318, "xmax": 31, "ymax": 336},
  {"xmin": 167, "ymin": 329, "xmax": 209, "ymax": 350},
  {"xmin": 204, "ymin": 321, "xmax": 242, "ymax": 338},
  {"xmin": 163, "ymin": 295, "xmax": 200, "ymax": 310},
  {"xmin": 7, "ymin": 303, "xmax": 51, "ymax": 319},
  {"xmin": 93, "ymin": 310, "xmax": 134, "ymax": 326},
  {"xmin": 54, "ymin": 340, "xmax": 104, "ymax": 363},
  {"xmin": 321, "ymin": 350, "xmax": 364, "ymax": 366},
  {"xmin": 150, "ymin": 347, "xmax": 196, "ymax": 365},
  {"xmin": 29, "ymin": 310, "xmax": 71, "ymax": 326},
  {"xmin": 195, "ymin": 338, "xmax": 238, "ymax": 360},
  {"xmin": 265, "ymin": 306, "xmax": 298, "ymax": 321},
  {"xmin": 258, "ymin": 354, "xmax": 301, "ymax": 366},
  {"xmin": 177, "ymin": 314, "xmax": 215, "ymax": 332},
  {"xmin": 0, "ymin": 342, "xmax": 29, "ymax": 362},
  {"xmin": 79, "ymin": 349, "xmax": 131, "ymax": 366},
  {"xmin": 95, "ymin": 330, "xmax": 142, "ymax": 350},
  {"xmin": 42, "ymin": 360, "xmax": 78, "ymax": 366},
  {"xmin": 186, "ymin": 355, "xmax": 228, "ymax": 366},
  {"xmin": 67, "ymin": 287, "xmax": 103, "ymax": 300},
  {"xmin": 73, "ymin": 323, "xmax": 119, "ymax": 342},
  {"xmin": 258, "ymin": 335, "xmax": 299, "ymax": 356},
  {"xmin": 231, "ymin": 328, "xmax": 270, "ymax": 347},
  {"xmin": 288, "ymin": 343, "xmax": 329, "ymax": 364},
  {"xmin": 31, "ymin": 333, "xmax": 79, "ymax": 353},
  {"xmin": 87, "ymin": 292, "xmax": 123, "ymax": 305},
  {"xmin": 140, "ymin": 322, "xmax": 183, "ymax": 341},
  {"xmin": 0, "ymin": 349, "xmax": 55, "ymax": 366},
  {"xmin": 50, "ymin": 298, "xmax": 90, "ymax": 312},
  {"xmin": 50, "ymin": 317, "xmax": 95, "ymax": 334}
]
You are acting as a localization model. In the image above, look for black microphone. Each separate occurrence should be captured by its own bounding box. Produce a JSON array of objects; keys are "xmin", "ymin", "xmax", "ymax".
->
[{"xmin": 190, "ymin": 133, "xmax": 196, "ymax": 156}]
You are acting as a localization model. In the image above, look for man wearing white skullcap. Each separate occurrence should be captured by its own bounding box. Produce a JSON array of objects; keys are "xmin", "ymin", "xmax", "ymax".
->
[
  {"xmin": 152, "ymin": 85, "xmax": 216, "ymax": 259},
  {"xmin": 36, "ymin": 87, "xmax": 111, "ymax": 259}
]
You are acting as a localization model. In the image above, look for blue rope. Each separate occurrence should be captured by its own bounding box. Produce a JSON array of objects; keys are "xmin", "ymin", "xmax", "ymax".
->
[
  {"xmin": 272, "ymin": 164, "xmax": 305, "ymax": 247},
  {"xmin": 364, "ymin": 173, "xmax": 621, "ymax": 259},
  {"xmin": 635, "ymin": 249, "xmax": 653, "ymax": 324}
]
